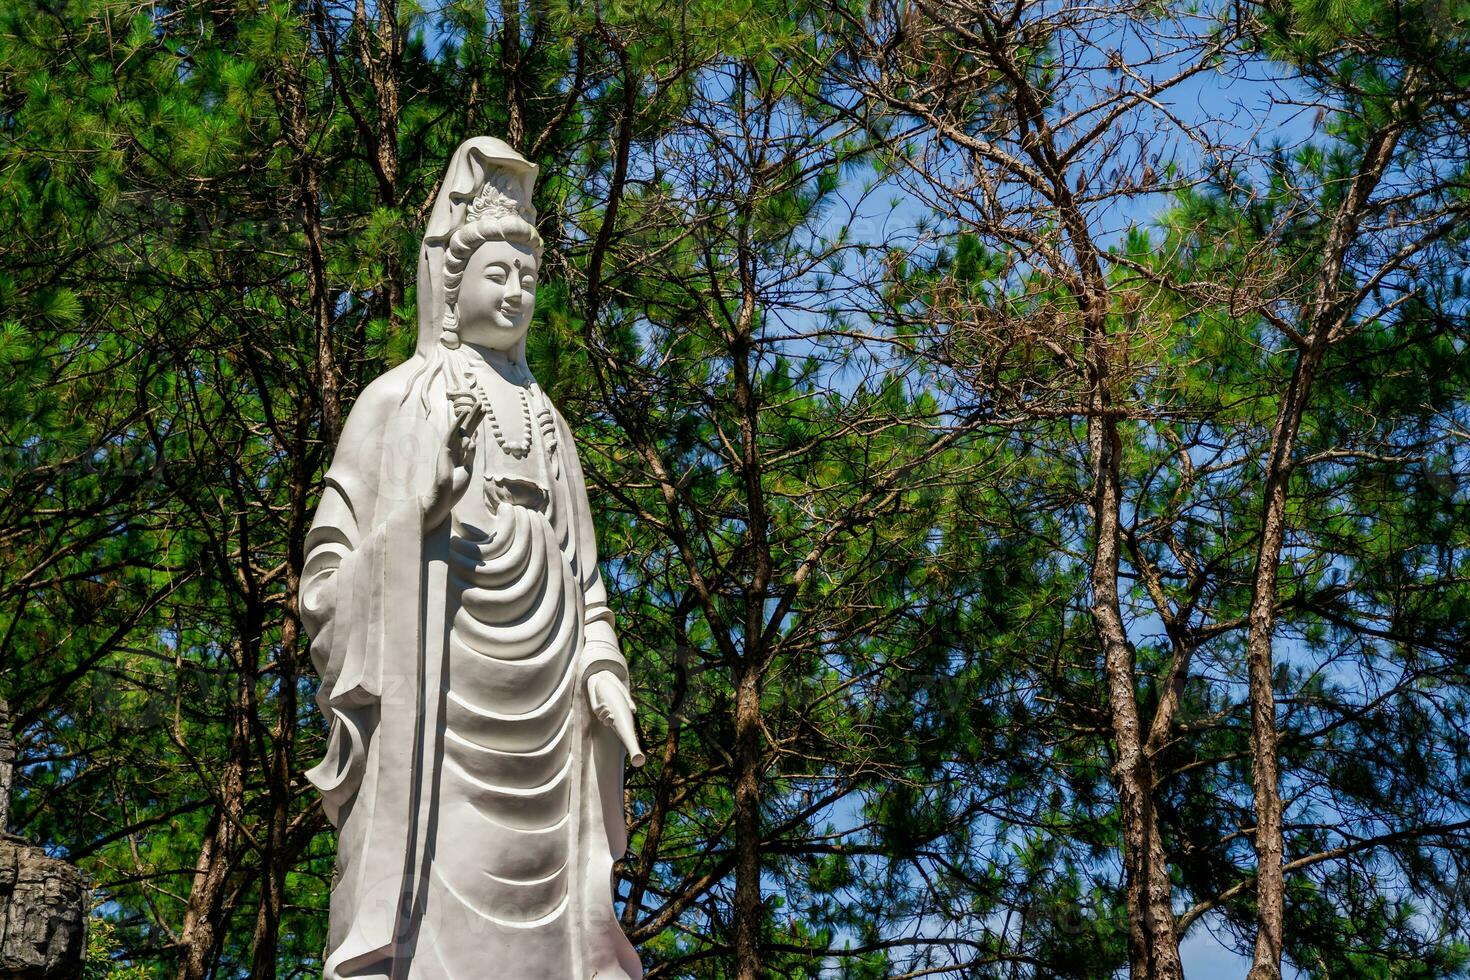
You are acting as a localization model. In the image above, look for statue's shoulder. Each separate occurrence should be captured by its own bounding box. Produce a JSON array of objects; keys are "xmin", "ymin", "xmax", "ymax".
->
[
  {"xmin": 352, "ymin": 358, "xmax": 423, "ymax": 417},
  {"xmin": 328, "ymin": 360, "xmax": 426, "ymax": 482},
  {"xmin": 347, "ymin": 359, "xmax": 422, "ymax": 427}
]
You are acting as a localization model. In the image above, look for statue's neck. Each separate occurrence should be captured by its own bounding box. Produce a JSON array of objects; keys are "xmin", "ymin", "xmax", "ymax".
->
[{"xmin": 461, "ymin": 343, "xmax": 532, "ymax": 386}]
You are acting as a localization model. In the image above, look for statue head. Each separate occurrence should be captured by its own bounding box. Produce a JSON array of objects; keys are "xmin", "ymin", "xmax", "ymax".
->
[
  {"xmin": 407, "ymin": 138, "xmax": 544, "ymax": 410},
  {"xmin": 439, "ymin": 170, "xmax": 545, "ymax": 352}
]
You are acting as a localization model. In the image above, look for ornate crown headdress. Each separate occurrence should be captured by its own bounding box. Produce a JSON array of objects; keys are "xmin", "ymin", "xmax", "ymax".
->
[{"xmin": 465, "ymin": 168, "xmax": 537, "ymax": 226}]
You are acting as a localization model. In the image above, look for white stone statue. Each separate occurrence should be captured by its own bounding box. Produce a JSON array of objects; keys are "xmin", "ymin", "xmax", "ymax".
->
[{"xmin": 299, "ymin": 137, "xmax": 644, "ymax": 980}]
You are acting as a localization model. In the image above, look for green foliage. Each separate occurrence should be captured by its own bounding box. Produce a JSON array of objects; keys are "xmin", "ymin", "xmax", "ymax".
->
[
  {"xmin": 84, "ymin": 915, "xmax": 151, "ymax": 980},
  {"xmin": 1, "ymin": 0, "xmax": 1469, "ymax": 977}
]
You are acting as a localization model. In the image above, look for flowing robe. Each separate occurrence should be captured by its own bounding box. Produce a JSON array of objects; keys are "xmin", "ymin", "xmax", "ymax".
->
[{"xmin": 300, "ymin": 358, "xmax": 641, "ymax": 980}]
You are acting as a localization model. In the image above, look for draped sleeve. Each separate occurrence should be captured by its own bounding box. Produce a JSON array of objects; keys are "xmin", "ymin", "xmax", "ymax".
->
[
  {"xmin": 554, "ymin": 409, "xmax": 629, "ymax": 685},
  {"xmin": 300, "ymin": 369, "xmax": 429, "ymax": 828}
]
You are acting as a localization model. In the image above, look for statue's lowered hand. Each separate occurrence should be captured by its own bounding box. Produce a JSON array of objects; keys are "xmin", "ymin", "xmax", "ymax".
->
[{"xmin": 588, "ymin": 671, "xmax": 644, "ymax": 767}]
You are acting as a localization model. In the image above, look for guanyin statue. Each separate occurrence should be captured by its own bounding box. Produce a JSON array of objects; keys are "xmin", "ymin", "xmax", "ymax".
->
[{"xmin": 299, "ymin": 137, "xmax": 644, "ymax": 980}]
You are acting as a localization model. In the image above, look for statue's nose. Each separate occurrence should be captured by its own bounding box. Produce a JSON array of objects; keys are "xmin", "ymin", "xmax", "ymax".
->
[{"xmin": 504, "ymin": 275, "xmax": 523, "ymax": 302}]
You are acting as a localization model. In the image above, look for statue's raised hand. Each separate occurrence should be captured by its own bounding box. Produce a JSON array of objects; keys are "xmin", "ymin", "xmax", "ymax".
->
[
  {"xmin": 422, "ymin": 396, "xmax": 484, "ymax": 530},
  {"xmin": 588, "ymin": 671, "xmax": 644, "ymax": 766}
]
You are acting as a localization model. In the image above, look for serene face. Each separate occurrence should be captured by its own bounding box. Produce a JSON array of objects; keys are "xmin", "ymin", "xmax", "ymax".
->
[{"xmin": 453, "ymin": 238, "xmax": 538, "ymax": 350}]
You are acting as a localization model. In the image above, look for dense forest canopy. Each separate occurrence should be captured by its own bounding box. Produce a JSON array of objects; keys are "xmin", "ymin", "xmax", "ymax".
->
[{"xmin": 1, "ymin": 0, "xmax": 1468, "ymax": 977}]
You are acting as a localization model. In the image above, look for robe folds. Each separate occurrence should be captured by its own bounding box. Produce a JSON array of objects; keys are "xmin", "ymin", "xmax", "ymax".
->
[{"xmin": 300, "ymin": 358, "xmax": 641, "ymax": 980}]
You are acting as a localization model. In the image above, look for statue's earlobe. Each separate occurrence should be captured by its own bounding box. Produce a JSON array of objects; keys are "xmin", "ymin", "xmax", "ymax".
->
[{"xmin": 440, "ymin": 308, "xmax": 461, "ymax": 349}]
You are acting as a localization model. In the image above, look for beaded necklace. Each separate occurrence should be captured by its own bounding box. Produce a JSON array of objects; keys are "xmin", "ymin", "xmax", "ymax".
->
[
  {"xmin": 453, "ymin": 369, "xmax": 544, "ymax": 460},
  {"xmin": 484, "ymin": 384, "xmax": 534, "ymax": 458}
]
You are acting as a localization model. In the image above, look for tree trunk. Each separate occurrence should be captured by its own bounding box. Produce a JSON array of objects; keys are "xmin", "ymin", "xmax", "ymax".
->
[
  {"xmin": 500, "ymin": 0, "xmax": 525, "ymax": 147},
  {"xmin": 1243, "ymin": 349, "xmax": 1322, "ymax": 980},
  {"xmin": 174, "ymin": 671, "xmax": 251, "ymax": 980},
  {"xmin": 729, "ymin": 233, "xmax": 770, "ymax": 980},
  {"xmin": 1090, "ymin": 413, "xmax": 1184, "ymax": 980},
  {"xmin": 369, "ymin": 0, "xmax": 403, "ymax": 334},
  {"xmin": 249, "ymin": 596, "xmax": 302, "ymax": 980},
  {"xmin": 732, "ymin": 665, "xmax": 764, "ymax": 980},
  {"xmin": 0, "ymin": 698, "xmax": 12, "ymax": 834},
  {"xmin": 1242, "ymin": 113, "xmax": 1403, "ymax": 980}
]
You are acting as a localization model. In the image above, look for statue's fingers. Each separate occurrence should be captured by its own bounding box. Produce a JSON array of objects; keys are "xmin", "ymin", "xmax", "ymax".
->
[
  {"xmin": 461, "ymin": 401, "xmax": 486, "ymax": 437},
  {"xmin": 448, "ymin": 408, "xmax": 484, "ymax": 463},
  {"xmin": 449, "ymin": 402, "xmax": 482, "ymax": 439}
]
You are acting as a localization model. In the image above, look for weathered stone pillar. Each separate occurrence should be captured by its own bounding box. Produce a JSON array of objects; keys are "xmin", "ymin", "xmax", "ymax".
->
[{"xmin": 0, "ymin": 698, "xmax": 89, "ymax": 977}]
